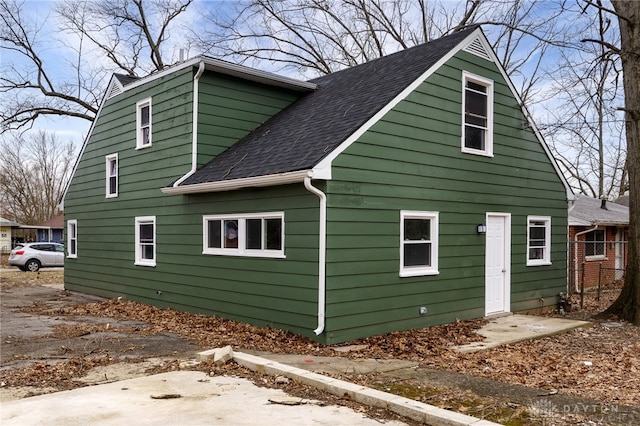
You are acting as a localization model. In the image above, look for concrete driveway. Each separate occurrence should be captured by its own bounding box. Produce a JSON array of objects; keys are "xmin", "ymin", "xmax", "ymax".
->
[{"xmin": 1, "ymin": 371, "xmax": 409, "ymax": 426}]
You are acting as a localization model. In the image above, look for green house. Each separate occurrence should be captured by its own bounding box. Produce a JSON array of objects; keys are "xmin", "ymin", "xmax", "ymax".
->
[{"xmin": 62, "ymin": 27, "xmax": 573, "ymax": 344}]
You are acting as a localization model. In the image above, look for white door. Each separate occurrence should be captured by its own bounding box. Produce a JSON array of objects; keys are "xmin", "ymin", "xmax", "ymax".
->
[
  {"xmin": 615, "ymin": 229, "xmax": 624, "ymax": 280},
  {"xmin": 485, "ymin": 214, "xmax": 511, "ymax": 315}
]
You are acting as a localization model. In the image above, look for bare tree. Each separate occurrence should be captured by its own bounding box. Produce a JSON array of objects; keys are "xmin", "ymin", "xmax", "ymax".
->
[
  {"xmin": 0, "ymin": 131, "xmax": 76, "ymax": 224},
  {"xmin": 193, "ymin": 0, "xmax": 570, "ymax": 105},
  {"xmin": 0, "ymin": 0, "xmax": 193, "ymax": 132},
  {"xmin": 601, "ymin": 0, "xmax": 640, "ymax": 325},
  {"xmin": 55, "ymin": 0, "xmax": 194, "ymax": 76},
  {"xmin": 0, "ymin": 0, "xmax": 99, "ymax": 132},
  {"xmin": 544, "ymin": 0, "xmax": 626, "ymax": 200}
]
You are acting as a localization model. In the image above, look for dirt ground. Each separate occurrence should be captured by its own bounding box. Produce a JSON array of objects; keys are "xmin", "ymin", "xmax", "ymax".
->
[{"xmin": 1, "ymin": 268, "xmax": 639, "ymax": 425}]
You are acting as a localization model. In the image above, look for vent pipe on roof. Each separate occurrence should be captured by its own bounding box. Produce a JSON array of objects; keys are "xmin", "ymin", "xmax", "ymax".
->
[{"xmin": 601, "ymin": 198, "xmax": 608, "ymax": 210}]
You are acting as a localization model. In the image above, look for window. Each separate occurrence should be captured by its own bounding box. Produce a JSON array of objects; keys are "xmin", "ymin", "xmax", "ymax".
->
[
  {"xmin": 135, "ymin": 216, "xmax": 156, "ymax": 266},
  {"xmin": 400, "ymin": 211, "xmax": 439, "ymax": 277},
  {"xmin": 462, "ymin": 72, "xmax": 493, "ymax": 156},
  {"xmin": 585, "ymin": 229, "xmax": 605, "ymax": 258},
  {"xmin": 67, "ymin": 220, "xmax": 77, "ymax": 258},
  {"xmin": 203, "ymin": 213, "xmax": 284, "ymax": 258},
  {"xmin": 527, "ymin": 216, "xmax": 551, "ymax": 266},
  {"xmin": 106, "ymin": 154, "xmax": 118, "ymax": 198},
  {"xmin": 136, "ymin": 98, "xmax": 152, "ymax": 149}
]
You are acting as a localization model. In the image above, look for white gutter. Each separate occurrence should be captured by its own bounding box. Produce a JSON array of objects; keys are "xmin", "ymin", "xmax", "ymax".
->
[
  {"xmin": 162, "ymin": 170, "xmax": 310, "ymax": 195},
  {"xmin": 173, "ymin": 61, "xmax": 206, "ymax": 187},
  {"xmin": 304, "ymin": 175, "xmax": 327, "ymax": 336},
  {"xmin": 117, "ymin": 56, "xmax": 316, "ymax": 95},
  {"xmin": 573, "ymin": 224, "xmax": 599, "ymax": 293}
]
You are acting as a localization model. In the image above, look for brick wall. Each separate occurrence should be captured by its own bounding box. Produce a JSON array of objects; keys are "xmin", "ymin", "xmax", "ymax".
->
[{"xmin": 569, "ymin": 225, "xmax": 628, "ymax": 292}]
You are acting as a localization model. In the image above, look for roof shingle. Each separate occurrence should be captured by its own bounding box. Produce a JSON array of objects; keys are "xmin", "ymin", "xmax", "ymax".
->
[
  {"xmin": 179, "ymin": 27, "xmax": 477, "ymax": 186},
  {"xmin": 569, "ymin": 194, "xmax": 629, "ymax": 226}
]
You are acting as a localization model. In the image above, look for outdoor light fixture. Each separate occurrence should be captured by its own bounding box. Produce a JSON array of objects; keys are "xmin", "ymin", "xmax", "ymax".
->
[{"xmin": 477, "ymin": 223, "xmax": 487, "ymax": 234}]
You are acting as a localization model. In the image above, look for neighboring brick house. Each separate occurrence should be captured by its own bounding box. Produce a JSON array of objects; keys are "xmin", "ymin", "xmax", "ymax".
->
[{"xmin": 569, "ymin": 194, "xmax": 629, "ymax": 292}]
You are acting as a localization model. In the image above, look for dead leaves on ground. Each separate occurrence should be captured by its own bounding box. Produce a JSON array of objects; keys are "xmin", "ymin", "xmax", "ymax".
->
[
  {"xmin": 5, "ymin": 274, "xmax": 639, "ymax": 408},
  {"xmin": 57, "ymin": 296, "xmax": 640, "ymax": 406}
]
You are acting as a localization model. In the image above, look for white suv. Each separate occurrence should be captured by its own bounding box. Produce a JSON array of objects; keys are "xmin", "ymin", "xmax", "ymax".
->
[{"xmin": 9, "ymin": 243, "xmax": 65, "ymax": 272}]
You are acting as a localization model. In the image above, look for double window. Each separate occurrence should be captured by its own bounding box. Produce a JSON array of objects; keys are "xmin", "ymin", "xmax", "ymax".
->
[
  {"xmin": 462, "ymin": 72, "xmax": 493, "ymax": 157},
  {"xmin": 135, "ymin": 216, "xmax": 156, "ymax": 266},
  {"xmin": 585, "ymin": 229, "xmax": 605, "ymax": 258},
  {"xmin": 136, "ymin": 98, "xmax": 152, "ymax": 149},
  {"xmin": 203, "ymin": 213, "xmax": 284, "ymax": 258},
  {"xmin": 67, "ymin": 220, "xmax": 77, "ymax": 258},
  {"xmin": 527, "ymin": 216, "xmax": 551, "ymax": 266},
  {"xmin": 105, "ymin": 154, "xmax": 118, "ymax": 198},
  {"xmin": 400, "ymin": 211, "xmax": 439, "ymax": 276}
]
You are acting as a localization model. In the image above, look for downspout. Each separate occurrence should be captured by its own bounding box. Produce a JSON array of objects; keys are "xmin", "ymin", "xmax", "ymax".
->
[
  {"xmin": 173, "ymin": 61, "xmax": 206, "ymax": 187},
  {"xmin": 304, "ymin": 174, "xmax": 326, "ymax": 335},
  {"xmin": 574, "ymin": 224, "xmax": 599, "ymax": 293}
]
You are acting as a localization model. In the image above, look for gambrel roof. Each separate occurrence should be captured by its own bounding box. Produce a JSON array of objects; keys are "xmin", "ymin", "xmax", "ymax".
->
[{"xmin": 175, "ymin": 27, "xmax": 479, "ymax": 188}]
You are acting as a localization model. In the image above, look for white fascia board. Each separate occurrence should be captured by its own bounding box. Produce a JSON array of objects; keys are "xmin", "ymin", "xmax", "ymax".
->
[
  {"xmin": 118, "ymin": 57, "xmax": 316, "ymax": 95},
  {"xmin": 569, "ymin": 218, "xmax": 628, "ymax": 227},
  {"xmin": 312, "ymin": 28, "xmax": 484, "ymax": 179},
  {"xmin": 568, "ymin": 218, "xmax": 592, "ymax": 227},
  {"xmin": 161, "ymin": 170, "xmax": 311, "ymax": 195}
]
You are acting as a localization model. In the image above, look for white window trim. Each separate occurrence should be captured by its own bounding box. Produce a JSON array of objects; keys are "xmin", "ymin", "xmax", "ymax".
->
[
  {"xmin": 400, "ymin": 210, "xmax": 439, "ymax": 277},
  {"xmin": 461, "ymin": 71, "xmax": 494, "ymax": 157},
  {"xmin": 202, "ymin": 212, "xmax": 285, "ymax": 258},
  {"xmin": 105, "ymin": 153, "xmax": 118, "ymax": 198},
  {"xmin": 136, "ymin": 97, "xmax": 152, "ymax": 149},
  {"xmin": 67, "ymin": 219, "xmax": 77, "ymax": 258},
  {"xmin": 135, "ymin": 216, "xmax": 156, "ymax": 267},
  {"xmin": 527, "ymin": 216, "xmax": 551, "ymax": 266},
  {"xmin": 585, "ymin": 229, "xmax": 607, "ymax": 260}
]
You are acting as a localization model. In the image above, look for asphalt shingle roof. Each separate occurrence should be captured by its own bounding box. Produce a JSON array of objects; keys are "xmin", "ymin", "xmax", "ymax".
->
[
  {"xmin": 569, "ymin": 194, "xmax": 629, "ymax": 226},
  {"xmin": 179, "ymin": 27, "xmax": 477, "ymax": 186},
  {"xmin": 114, "ymin": 74, "xmax": 140, "ymax": 87}
]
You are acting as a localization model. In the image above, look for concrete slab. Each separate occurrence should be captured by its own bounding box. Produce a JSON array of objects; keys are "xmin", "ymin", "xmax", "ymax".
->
[
  {"xmin": 0, "ymin": 371, "xmax": 408, "ymax": 426},
  {"xmin": 233, "ymin": 352, "xmax": 501, "ymax": 426},
  {"xmin": 454, "ymin": 314, "xmax": 590, "ymax": 353}
]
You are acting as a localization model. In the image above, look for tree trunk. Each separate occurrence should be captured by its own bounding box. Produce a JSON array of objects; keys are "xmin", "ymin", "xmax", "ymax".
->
[{"xmin": 604, "ymin": 1, "xmax": 640, "ymax": 325}]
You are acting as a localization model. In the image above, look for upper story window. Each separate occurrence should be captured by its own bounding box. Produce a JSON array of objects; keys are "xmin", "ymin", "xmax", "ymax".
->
[
  {"xmin": 585, "ymin": 229, "xmax": 606, "ymax": 258},
  {"xmin": 106, "ymin": 153, "xmax": 118, "ymax": 198},
  {"xmin": 527, "ymin": 216, "xmax": 551, "ymax": 266},
  {"xmin": 400, "ymin": 211, "xmax": 439, "ymax": 277},
  {"xmin": 203, "ymin": 213, "xmax": 285, "ymax": 258},
  {"xmin": 67, "ymin": 220, "xmax": 77, "ymax": 258},
  {"xmin": 462, "ymin": 72, "xmax": 493, "ymax": 157},
  {"xmin": 136, "ymin": 98, "xmax": 152, "ymax": 149}
]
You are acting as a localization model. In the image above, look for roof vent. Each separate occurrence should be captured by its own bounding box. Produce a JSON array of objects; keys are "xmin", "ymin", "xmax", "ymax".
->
[
  {"xmin": 601, "ymin": 198, "xmax": 608, "ymax": 210},
  {"xmin": 107, "ymin": 83, "xmax": 122, "ymax": 99},
  {"xmin": 464, "ymin": 37, "xmax": 492, "ymax": 61}
]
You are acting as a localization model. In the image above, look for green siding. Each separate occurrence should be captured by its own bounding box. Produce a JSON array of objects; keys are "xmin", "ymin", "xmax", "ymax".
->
[
  {"xmin": 324, "ymin": 51, "xmax": 568, "ymax": 343},
  {"xmin": 196, "ymin": 73, "xmax": 301, "ymax": 165},
  {"xmin": 65, "ymin": 50, "xmax": 569, "ymax": 345},
  {"xmin": 64, "ymin": 67, "xmax": 320, "ymax": 340}
]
